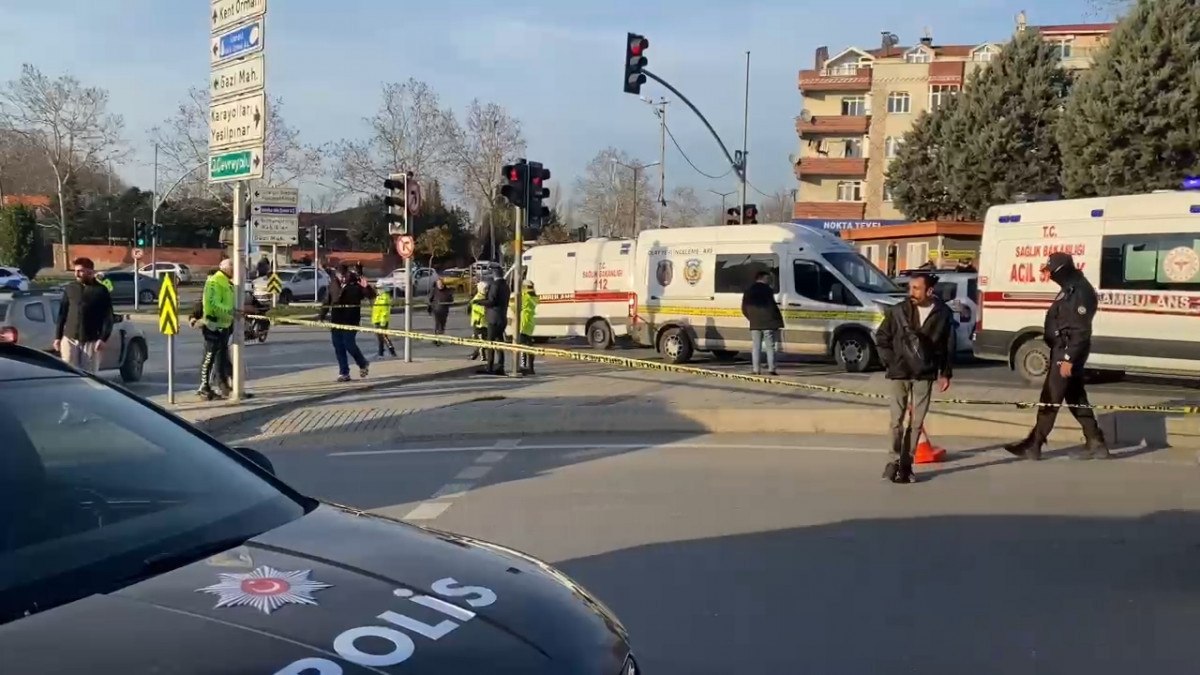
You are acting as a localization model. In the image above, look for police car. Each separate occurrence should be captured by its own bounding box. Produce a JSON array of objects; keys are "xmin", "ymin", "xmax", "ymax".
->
[{"xmin": 0, "ymin": 343, "xmax": 638, "ymax": 674}]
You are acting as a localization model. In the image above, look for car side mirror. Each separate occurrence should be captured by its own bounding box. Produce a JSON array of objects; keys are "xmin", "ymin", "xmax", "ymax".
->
[{"xmin": 234, "ymin": 446, "xmax": 275, "ymax": 475}]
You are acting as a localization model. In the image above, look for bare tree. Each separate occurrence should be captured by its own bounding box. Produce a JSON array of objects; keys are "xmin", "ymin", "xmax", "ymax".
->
[
  {"xmin": 329, "ymin": 78, "xmax": 456, "ymax": 200},
  {"xmin": 0, "ymin": 64, "xmax": 126, "ymax": 267},
  {"xmin": 661, "ymin": 186, "xmax": 708, "ymax": 228},
  {"xmin": 447, "ymin": 100, "xmax": 525, "ymax": 219},
  {"xmin": 574, "ymin": 147, "xmax": 658, "ymax": 238},
  {"xmin": 1087, "ymin": 0, "xmax": 1133, "ymax": 18},
  {"xmin": 763, "ymin": 189, "xmax": 794, "ymax": 223},
  {"xmin": 148, "ymin": 87, "xmax": 322, "ymax": 205}
]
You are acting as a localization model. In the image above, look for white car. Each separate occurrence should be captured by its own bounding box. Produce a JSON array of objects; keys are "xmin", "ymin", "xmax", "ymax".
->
[
  {"xmin": 137, "ymin": 262, "xmax": 192, "ymax": 284},
  {"xmin": 0, "ymin": 266, "xmax": 30, "ymax": 292},
  {"xmin": 375, "ymin": 266, "xmax": 437, "ymax": 297}
]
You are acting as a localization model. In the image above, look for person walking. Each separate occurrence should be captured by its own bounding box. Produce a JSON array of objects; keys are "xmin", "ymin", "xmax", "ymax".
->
[
  {"xmin": 741, "ymin": 270, "xmax": 783, "ymax": 376},
  {"xmin": 1004, "ymin": 252, "xmax": 1109, "ymax": 461},
  {"xmin": 196, "ymin": 259, "xmax": 235, "ymax": 400},
  {"xmin": 427, "ymin": 276, "xmax": 454, "ymax": 346},
  {"xmin": 53, "ymin": 257, "xmax": 114, "ymax": 374},
  {"xmin": 874, "ymin": 272, "xmax": 954, "ymax": 484},
  {"xmin": 255, "ymin": 255, "xmax": 271, "ymax": 279},
  {"xmin": 320, "ymin": 264, "xmax": 375, "ymax": 382},
  {"xmin": 468, "ymin": 280, "xmax": 489, "ymax": 361},
  {"xmin": 371, "ymin": 283, "xmax": 397, "ymax": 357},
  {"xmin": 509, "ymin": 279, "xmax": 539, "ymax": 375},
  {"xmin": 480, "ymin": 273, "xmax": 511, "ymax": 375}
]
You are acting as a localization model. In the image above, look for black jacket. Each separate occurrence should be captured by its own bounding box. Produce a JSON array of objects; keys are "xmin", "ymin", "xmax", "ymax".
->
[
  {"xmin": 741, "ymin": 281, "xmax": 783, "ymax": 331},
  {"xmin": 55, "ymin": 280, "xmax": 113, "ymax": 343},
  {"xmin": 320, "ymin": 276, "xmax": 376, "ymax": 327},
  {"xmin": 483, "ymin": 277, "xmax": 510, "ymax": 325},
  {"xmin": 428, "ymin": 286, "xmax": 454, "ymax": 315},
  {"xmin": 1043, "ymin": 269, "xmax": 1097, "ymax": 367},
  {"xmin": 875, "ymin": 298, "xmax": 955, "ymax": 380}
]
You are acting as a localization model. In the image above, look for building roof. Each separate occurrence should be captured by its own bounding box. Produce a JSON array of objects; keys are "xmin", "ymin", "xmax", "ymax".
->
[{"xmin": 1034, "ymin": 23, "xmax": 1116, "ymax": 35}]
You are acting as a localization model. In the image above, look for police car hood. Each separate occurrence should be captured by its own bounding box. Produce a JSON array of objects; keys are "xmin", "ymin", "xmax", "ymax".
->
[{"xmin": 1, "ymin": 505, "xmax": 629, "ymax": 674}]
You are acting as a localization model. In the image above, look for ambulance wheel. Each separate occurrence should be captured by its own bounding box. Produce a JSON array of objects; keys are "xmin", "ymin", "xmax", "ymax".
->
[
  {"xmin": 659, "ymin": 327, "xmax": 693, "ymax": 365},
  {"xmin": 587, "ymin": 319, "xmax": 614, "ymax": 350},
  {"xmin": 1015, "ymin": 339, "xmax": 1051, "ymax": 384},
  {"xmin": 834, "ymin": 329, "xmax": 875, "ymax": 373}
]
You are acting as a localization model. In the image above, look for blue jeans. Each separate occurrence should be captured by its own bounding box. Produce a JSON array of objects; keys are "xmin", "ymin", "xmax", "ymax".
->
[
  {"xmin": 751, "ymin": 329, "xmax": 777, "ymax": 373},
  {"xmin": 331, "ymin": 328, "xmax": 368, "ymax": 376}
]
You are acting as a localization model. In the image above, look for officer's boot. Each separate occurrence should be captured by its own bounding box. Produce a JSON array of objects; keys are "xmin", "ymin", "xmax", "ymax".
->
[
  {"xmin": 1070, "ymin": 424, "xmax": 1111, "ymax": 461},
  {"xmin": 1004, "ymin": 433, "xmax": 1043, "ymax": 461}
]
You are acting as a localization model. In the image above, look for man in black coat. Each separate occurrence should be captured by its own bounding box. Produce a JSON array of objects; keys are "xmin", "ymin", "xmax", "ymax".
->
[
  {"xmin": 874, "ymin": 272, "xmax": 955, "ymax": 484},
  {"xmin": 319, "ymin": 264, "xmax": 376, "ymax": 382},
  {"xmin": 480, "ymin": 274, "xmax": 511, "ymax": 375},
  {"xmin": 740, "ymin": 270, "xmax": 783, "ymax": 376},
  {"xmin": 54, "ymin": 257, "xmax": 113, "ymax": 374}
]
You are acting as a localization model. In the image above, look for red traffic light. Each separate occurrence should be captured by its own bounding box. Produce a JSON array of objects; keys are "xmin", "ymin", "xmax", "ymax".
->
[
  {"xmin": 509, "ymin": 168, "xmax": 520, "ymax": 182},
  {"xmin": 630, "ymin": 36, "xmax": 648, "ymax": 56}
]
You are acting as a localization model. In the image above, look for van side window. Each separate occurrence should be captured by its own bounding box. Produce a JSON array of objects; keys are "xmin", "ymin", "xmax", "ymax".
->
[
  {"xmin": 1100, "ymin": 234, "xmax": 1200, "ymax": 291},
  {"xmin": 715, "ymin": 254, "xmax": 779, "ymax": 293},
  {"xmin": 793, "ymin": 260, "xmax": 843, "ymax": 303}
]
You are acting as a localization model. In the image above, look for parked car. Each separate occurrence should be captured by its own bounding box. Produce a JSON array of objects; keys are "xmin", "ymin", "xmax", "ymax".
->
[
  {"xmin": 137, "ymin": 262, "xmax": 193, "ymax": 284},
  {"xmin": 81, "ymin": 271, "xmax": 161, "ymax": 306},
  {"xmin": 0, "ymin": 266, "xmax": 30, "ymax": 292},
  {"xmin": 0, "ymin": 289, "xmax": 148, "ymax": 382},
  {"xmin": 0, "ymin": 342, "xmax": 637, "ymax": 673},
  {"xmin": 375, "ymin": 266, "xmax": 437, "ymax": 297}
]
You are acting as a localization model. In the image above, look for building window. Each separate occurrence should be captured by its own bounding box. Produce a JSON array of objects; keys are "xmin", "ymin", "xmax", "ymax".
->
[
  {"xmin": 883, "ymin": 185, "xmax": 895, "ymax": 202},
  {"xmin": 840, "ymin": 96, "xmax": 866, "ymax": 116},
  {"xmin": 860, "ymin": 244, "xmax": 880, "ymax": 266},
  {"xmin": 826, "ymin": 63, "xmax": 859, "ymax": 76},
  {"xmin": 1100, "ymin": 234, "xmax": 1200, "ymax": 291},
  {"xmin": 1049, "ymin": 39, "xmax": 1073, "ymax": 60},
  {"xmin": 929, "ymin": 84, "xmax": 961, "ymax": 110},
  {"xmin": 884, "ymin": 136, "xmax": 904, "ymax": 159},
  {"xmin": 972, "ymin": 48, "xmax": 995, "ymax": 62},
  {"xmin": 837, "ymin": 181, "xmax": 864, "ymax": 202},
  {"xmin": 906, "ymin": 242, "xmax": 930, "ymax": 268},
  {"xmin": 886, "ymin": 92, "xmax": 911, "ymax": 114},
  {"xmin": 715, "ymin": 254, "xmax": 780, "ymax": 294},
  {"xmin": 905, "ymin": 50, "xmax": 931, "ymax": 64},
  {"xmin": 843, "ymin": 138, "xmax": 864, "ymax": 158}
]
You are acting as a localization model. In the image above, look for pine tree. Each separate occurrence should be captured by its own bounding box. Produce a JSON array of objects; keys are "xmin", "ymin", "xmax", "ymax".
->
[
  {"xmin": 1059, "ymin": 0, "xmax": 1200, "ymax": 197},
  {"xmin": 0, "ymin": 205, "xmax": 42, "ymax": 278},
  {"xmin": 886, "ymin": 93, "xmax": 965, "ymax": 221},
  {"xmin": 944, "ymin": 30, "xmax": 1070, "ymax": 219}
]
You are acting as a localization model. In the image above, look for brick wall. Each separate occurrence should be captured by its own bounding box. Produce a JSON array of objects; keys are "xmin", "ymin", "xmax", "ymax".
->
[{"xmin": 52, "ymin": 244, "xmax": 227, "ymax": 271}]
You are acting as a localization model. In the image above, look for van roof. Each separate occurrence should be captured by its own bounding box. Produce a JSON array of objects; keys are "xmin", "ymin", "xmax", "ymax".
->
[
  {"xmin": 636, "ymin": 222, "xmax": 854, "ymax": 249},
  {"xmin": 985, "ymin": 190, "xmax": 1200, "ymax": 224}
]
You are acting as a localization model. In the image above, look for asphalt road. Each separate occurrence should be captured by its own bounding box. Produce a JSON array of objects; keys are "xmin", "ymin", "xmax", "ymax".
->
[{"xmin": 257, "ymin": 432, "xmax": 1200, "ymax": 674}]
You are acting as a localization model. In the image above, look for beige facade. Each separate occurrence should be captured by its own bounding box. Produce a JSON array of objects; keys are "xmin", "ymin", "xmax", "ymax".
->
[{"xmin": 794, "ymin": 18, "xmax": 1114, "ymax": 224}]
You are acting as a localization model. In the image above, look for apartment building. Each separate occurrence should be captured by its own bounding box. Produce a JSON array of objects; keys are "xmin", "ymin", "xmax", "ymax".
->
[{"xmin": 792, "ymin": 15, "xmax": 1114, "ymax": 230}]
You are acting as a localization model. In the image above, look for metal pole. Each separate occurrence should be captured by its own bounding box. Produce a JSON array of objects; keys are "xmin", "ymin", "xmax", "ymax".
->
[
  {"xmin": 167, "ymin": 334, "xmax": 175, "ymax": 404},
  {"xmin": 739, "ymin": 51, "xmax": 750, "ymax": 225},
  {"xmin": 511, "ymin": 203, "xmax": 524, "ymax": 378},
  {"xmin": 402, "ymin": 173, "xmax": 412, "ymax": 363},
  {"xmin": 230, "ymin": 181, "xmax": 246, "ymax": 401},
  {"xmin": 271, "ymin": 243, "xmax": 278, "ymax": 307},
  {"xmin": 632, "ymin": 168, "xmax": 639, "ymax": 235},
  {"xmin": 313, "ymin": 227, "xmax": 319, "ymax": 300},
  {"xmin": 151, "ymin": 143, "xmax": 159, "ymax": 271},
  {"xmin": 133, "ymin": 252, "xmax": 139, "ymax": 311},
  {"xmin": 658, "ymin": 101, "xmax": 667, "ymax": 229}
]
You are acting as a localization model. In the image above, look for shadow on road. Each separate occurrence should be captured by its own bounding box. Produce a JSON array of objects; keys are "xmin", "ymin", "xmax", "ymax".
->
[{"xmin": 558, "ymin": 510, "xmax": 1200, "ymax": 675}]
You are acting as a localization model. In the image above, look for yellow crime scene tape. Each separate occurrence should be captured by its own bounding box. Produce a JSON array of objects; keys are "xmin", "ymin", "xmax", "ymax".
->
[{"xmin": 246, "ymin": 314, "xmax": 1200, "ymax": 416}]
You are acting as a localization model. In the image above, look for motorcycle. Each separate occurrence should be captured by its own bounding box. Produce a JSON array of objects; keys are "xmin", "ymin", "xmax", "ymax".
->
[{"xmin": 243, "ymin": 292, "xmax": 270, "ymax": 343}]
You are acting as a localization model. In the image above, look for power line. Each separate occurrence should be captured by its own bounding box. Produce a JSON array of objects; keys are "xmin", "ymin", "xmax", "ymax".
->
[{"xmin": 663, "ymin": 122, "xmax": 731, "ymax": 181}]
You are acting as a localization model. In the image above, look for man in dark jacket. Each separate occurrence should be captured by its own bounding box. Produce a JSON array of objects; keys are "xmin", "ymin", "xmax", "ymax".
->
[
  {"xmin": 54, "ymin": 257, "xmax": 113, "ymax": 374},
  {"xmin": 741, "ymin": 270, "xmax": 783, "ymax": 376},
  {"xmin": 319, "ymin": 264, "xmax": 376, "ymax": 382},
  {"xmin": 480, "ymin": 274, "xmax": 511, "ymax": 375},
  {"xmin": 427, "ymin": 276, "xmax": 454, "ymax": 346},
  {"xmin": 874, "ymin": 272, "xmax": 954, "ymax": 484}
]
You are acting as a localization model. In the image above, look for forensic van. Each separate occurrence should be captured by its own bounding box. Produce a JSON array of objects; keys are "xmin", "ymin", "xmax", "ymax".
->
[
  {"xmin": 973, "ymin": 183, "xmax": 1200, "ymax": 382},
  {"xmin": 525, "ymin": 223, "xmax": 906, "ymax": 371}
]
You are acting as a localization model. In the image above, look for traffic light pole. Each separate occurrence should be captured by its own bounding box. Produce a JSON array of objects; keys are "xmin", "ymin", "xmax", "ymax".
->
[
  {"xmin": 740, "ymin": 51, "xmax": 751, "ymax": 225},
  {"xmin": 402, "ymin": 172, "xmax": 412, "ymax": 363},
  {"xmin": 230, "ymin": 181, "xmax": 246, "ymax": 402},
  {"xmin": 511, "ymin": 203, "xmax": 524, "ymax": 378},
  {"xmin": 642, "ymin": 70, "xmax": 745, "ymax": 188}
]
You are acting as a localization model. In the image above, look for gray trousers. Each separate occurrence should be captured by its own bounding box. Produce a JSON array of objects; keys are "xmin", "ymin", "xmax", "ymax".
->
[{"xmin": 888, "ymin": 379, "xmax": 934, "ymax": 465}]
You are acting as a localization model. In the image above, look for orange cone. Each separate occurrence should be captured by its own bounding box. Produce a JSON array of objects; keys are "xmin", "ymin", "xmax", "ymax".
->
[{"xmin": 913, "ymin": 425, "xmax": 947, "ymax": 464}]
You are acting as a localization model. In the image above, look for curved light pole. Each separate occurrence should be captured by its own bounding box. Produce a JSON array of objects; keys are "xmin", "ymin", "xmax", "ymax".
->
[{"xmin": 612, "ymin": 159, "xmax": 659, "ymax": 235}]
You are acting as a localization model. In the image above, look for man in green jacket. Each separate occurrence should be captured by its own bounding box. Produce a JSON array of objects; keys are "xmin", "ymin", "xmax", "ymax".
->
[
  {"xmin": 371, "ymin": 284, "xmax": 397, "ymax": 357},
  {"xmin": 197, "ymin": 259, "xmax": 235, "ymax": 400}
]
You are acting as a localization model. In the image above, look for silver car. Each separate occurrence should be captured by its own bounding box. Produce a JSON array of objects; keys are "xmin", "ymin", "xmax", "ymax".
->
[
  {"xmin": 0, "ymin": 290, "xmax": 149, "ymax": 382},
  {"xmin": 252, "ymin": 266, "xmax": 329, "ymax": 305}
]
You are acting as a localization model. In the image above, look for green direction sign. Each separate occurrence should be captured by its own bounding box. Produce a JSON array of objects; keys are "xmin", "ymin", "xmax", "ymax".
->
[{"xmin": 209, "ymin": 146, "xmax": 264, "ymax": 183}]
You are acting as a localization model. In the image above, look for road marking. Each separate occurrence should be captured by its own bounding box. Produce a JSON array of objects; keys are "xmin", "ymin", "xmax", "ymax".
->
[
  {"xmin": 475, "ymin": 450, "xmax": 509, "ymax": 463},
  {"xmin": 431, "ymin": 482, "xmax": 472, "ymax": 499},
  {"xmin": 455, "ymin": 465, "xmax": 493, "ymax": 480},
  {"xmin": 403, "ymin": 502, "xmax": 452, "ymax": 521},
  {"xmin": 400, "ymin": 440, "xmax": 516, "ymax": 522},
  {"xmin": 493, "ymin": 438, "xmax": 521, "ymax": 449}
]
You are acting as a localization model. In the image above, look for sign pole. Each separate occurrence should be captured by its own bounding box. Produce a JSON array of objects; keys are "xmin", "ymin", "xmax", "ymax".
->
[
  {"xmin": 133, "ymin": 259, "xmax": 140, "ymax": 311},
  {"xmin": 167, "ymin": 333, "xmax": 175, "ymax": 404},
  {"xmin": 313, "ymin": 227, "xmax": 319, "ymax": 299},
  {"xmin": 511, "ymin": 203, "xmax": 524, "ymax": 378},
  {"xmin": 231, "ymin": 181, "xmax": 246, "ymax": 402},
  {"xmin": 157, "ymin": 274, "xmax": 179, "ymax": 404},
  {"xmin": 403, "ymin": 172, "xmax": 412, "ymax": 363},
  {"xmin": 271, "ymin": 243, "xmax": 278, "ymax": 307}
]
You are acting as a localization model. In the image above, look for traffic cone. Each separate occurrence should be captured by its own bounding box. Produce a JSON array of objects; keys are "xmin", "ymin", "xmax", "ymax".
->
[{"xmin": 913, "ymin": 425, "xmax": 947, "ymax": 464}]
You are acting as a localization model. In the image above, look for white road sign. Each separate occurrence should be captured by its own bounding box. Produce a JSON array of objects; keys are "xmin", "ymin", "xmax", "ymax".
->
[
  {"xmin": 212, "ymin": 0, "xmax": 267, "ymax": 34},
  {"xmin": 251, "ymin": 184, "xmax": 298, "ymax": 204},
  {"xmin": 209, "ymin": 91, "xmax": 266, "ymax": 151},
  {"xmin": 211, "ymin": 53, "xmax": 265, "ymax": 101},
  {"xmin": 253, "ymin": 215, "xmax": 298, "ymax": 245}
]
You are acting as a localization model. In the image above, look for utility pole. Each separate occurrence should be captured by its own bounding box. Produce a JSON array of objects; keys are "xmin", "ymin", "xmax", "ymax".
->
[
  {"xmin": 613, "ymin": 159, "xmax": 659, "ymax": 236},
  {"xmin": 642, "ymin": 97, "xmax": 669, "ymax": 228},
  {"xmin": 739, "ymin": 51, "xmax": 751, "ymax": 225},
  {"xmin": 151, "ymin": 144, "xmax": 158, "ymax": 271},
  {"xmin": 230, "ymin": 181, "xmax": 246, "ymax": 402}
]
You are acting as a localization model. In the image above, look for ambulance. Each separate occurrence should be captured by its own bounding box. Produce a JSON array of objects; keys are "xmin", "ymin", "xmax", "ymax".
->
[
  {"xmin": 523, "ymin": 223, "xmax": 906, "ymax": 371},
  {"xmin": 973, "ymin": 183, "xmax": 1200, "ymax": 382}
]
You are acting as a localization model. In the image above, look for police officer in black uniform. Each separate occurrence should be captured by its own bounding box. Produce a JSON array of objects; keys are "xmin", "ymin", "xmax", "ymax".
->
[{"xmin": 1005, "ymin": 251, "xmax": 1110, "ymax": 461}]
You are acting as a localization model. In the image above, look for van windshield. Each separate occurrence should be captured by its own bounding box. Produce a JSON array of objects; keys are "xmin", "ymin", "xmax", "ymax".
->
[{"xmin": 822, "ymin": 252, "xmax": 901, "ymax": 295}]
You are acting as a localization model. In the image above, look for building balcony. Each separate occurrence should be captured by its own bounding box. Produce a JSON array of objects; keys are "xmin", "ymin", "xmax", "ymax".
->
[
  {"xmin": 796, "ymin": 115, "xmax": 871, "ymax": 136},
  {"xmin": 795, "ymin": 157, "xmax": 869, "ymax": 178},
  {"xmin": 793, "ymin": 201, "xmax": 866, "ymax": 219},
  {"xmin": 798, "ymin": 69, "xmax": 872, "ymax": 92}
]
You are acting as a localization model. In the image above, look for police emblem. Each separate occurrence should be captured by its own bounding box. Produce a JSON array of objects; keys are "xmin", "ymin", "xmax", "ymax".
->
[
  {"xmin": 683, "ymin": 258, "xmax": 703, "ymax": 286},
  {"xmin": 1077, "ymin": 306, "xmax": 1087, "ymax": 315},
  {"xmin": 197, "ymin": 566, "xmax": 331, "ymax": 614}
]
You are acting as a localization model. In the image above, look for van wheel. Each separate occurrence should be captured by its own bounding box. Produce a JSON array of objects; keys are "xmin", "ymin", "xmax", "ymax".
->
[
  {"xmin": 712, "ymin": 350, "xmax": 738, "ymax": 361},
  {"xmin": 120, "ymin": 339, "xmax": 146, "ymax": 383},
  {"xmin": 834, "ymin": 330, "xmax": 875, "ymax": 373},
  {"xmin": 587, "ymin": 319, "xmax": 614, "ymax": 350},
  {"xmin": 1015, "ymin": 339, "xmax": 1051, "ymax": 384},
  {"xmin": 659, "ymin": 327, "xmax": 694, "ymax": 365}
]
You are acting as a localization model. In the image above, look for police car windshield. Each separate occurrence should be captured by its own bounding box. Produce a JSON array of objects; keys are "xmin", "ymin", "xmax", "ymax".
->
[
  {"xmin": 0, "ymin": 376, "xmax": 309, "ymax": 624},
  {"xmin": 822, "ymin": 251, "xmax": 901, "ymax": 295}
]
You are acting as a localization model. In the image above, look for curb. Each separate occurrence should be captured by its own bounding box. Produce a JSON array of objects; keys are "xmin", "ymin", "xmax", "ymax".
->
[{"xmin": 190, "ymin": 364, "xmax": 480, "ymax": 438}]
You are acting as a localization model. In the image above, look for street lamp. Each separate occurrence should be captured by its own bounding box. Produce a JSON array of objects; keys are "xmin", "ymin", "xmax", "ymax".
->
[
  {"xmin": 709, "ymin": 189, "xmax": 735, "ymax": 224},
  {"xmin": 612, "ymin": 158, "xmax": 660, "ymax": 235}
]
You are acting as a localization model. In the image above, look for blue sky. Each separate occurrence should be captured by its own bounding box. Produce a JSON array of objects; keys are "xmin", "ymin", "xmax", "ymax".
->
[{"xmin": 0, "ymin": 0, "xmax": 1100, "ymax": 210}]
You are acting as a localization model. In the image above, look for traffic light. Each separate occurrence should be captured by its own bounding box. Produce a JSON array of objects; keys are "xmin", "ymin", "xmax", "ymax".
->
[
  {"xmin": 725, "ymin": 207, "xmax": 740, "ymax": 225},
  {"xmin": 313, "ymin": 226, "xmax": 326, "ymax": 248},
  {"xmin": 153, "ymin": 223, "xmax": 163, "ymax": 246},
  {"xmin": 383, "ymin": 172, "xmax": 411, "ymax": 235},
  {"xmin": 743, "ymin": 204, "xmax": 759, "ymax": 224},
  {"xmin": 499, "ymin": 161, "xmax": 528, "ymax": 208},
  {"xmin": 134, "ymin": 221, "xmax": 147, "ymax": 247},
  {"xmin": 623, "ymin": 33, "xmax": 649, "ymax": 95},
  {"xmin": 527, "ymin": 161, "xmax": 551, "ymax": 230}
]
